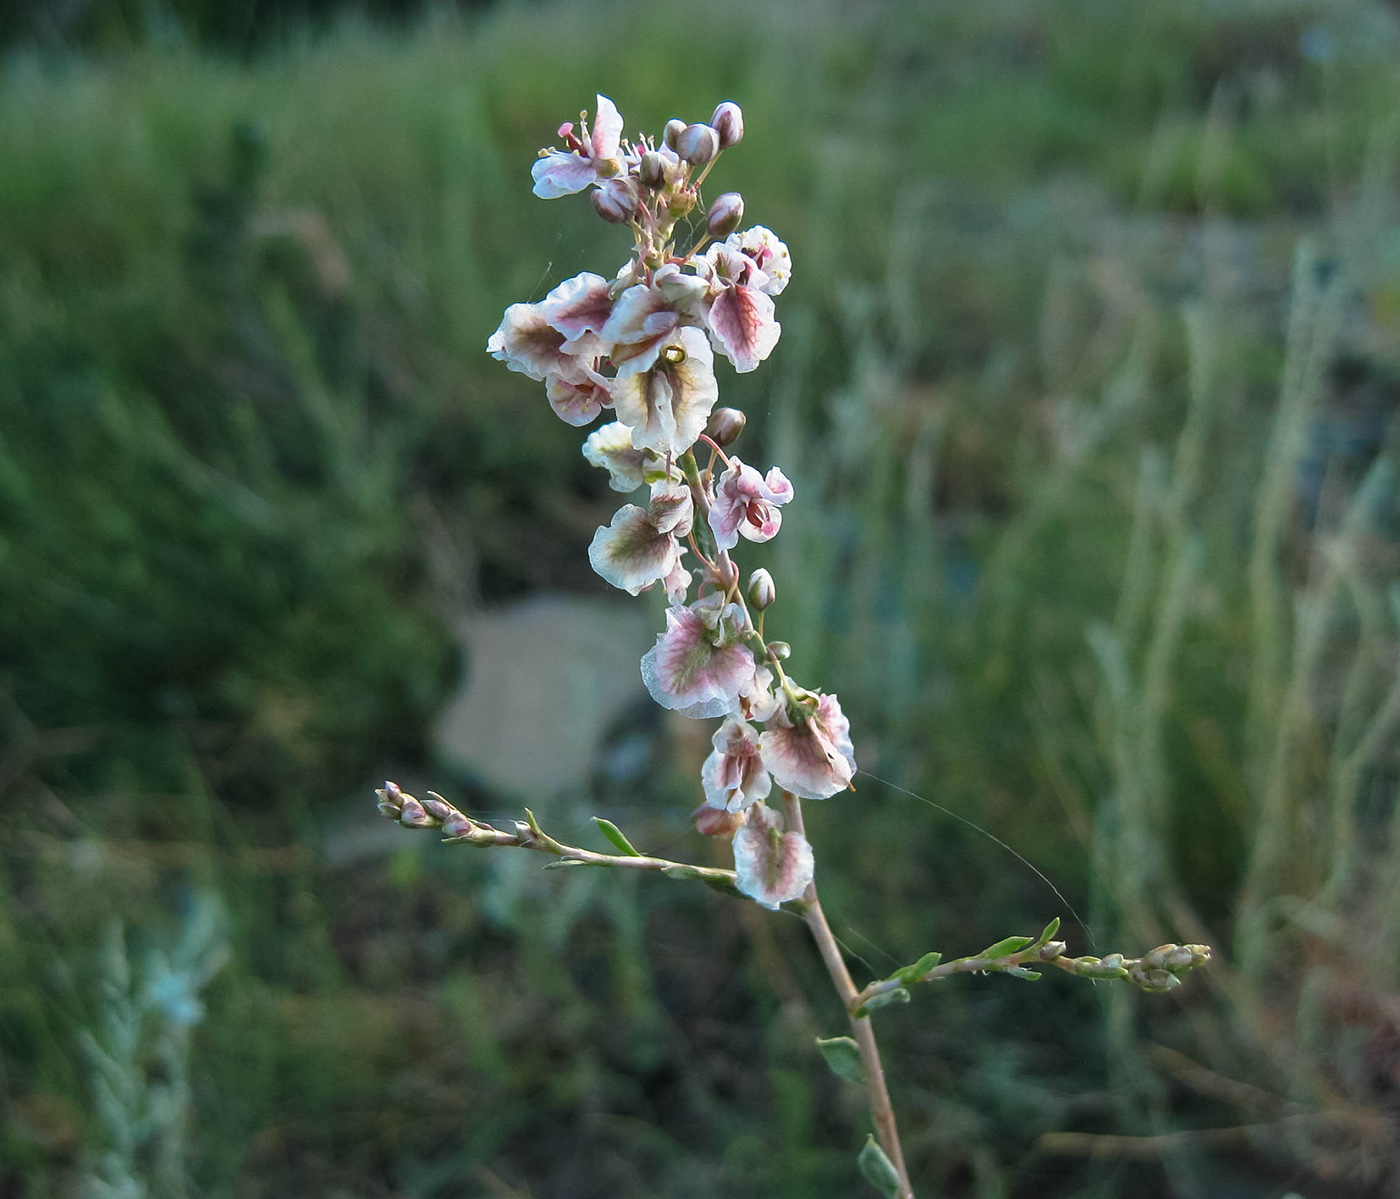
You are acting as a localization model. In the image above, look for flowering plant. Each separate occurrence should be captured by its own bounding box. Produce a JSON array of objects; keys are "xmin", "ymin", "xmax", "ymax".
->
[{"xmin": 376, "ymin": 96, "xmax": 1211, "ymax": 1197}]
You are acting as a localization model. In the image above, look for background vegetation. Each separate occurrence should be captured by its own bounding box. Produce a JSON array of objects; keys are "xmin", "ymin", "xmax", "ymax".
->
[{"xmin": 3, "ymin": 0, "xmax": 1400, "ymax": 1195}]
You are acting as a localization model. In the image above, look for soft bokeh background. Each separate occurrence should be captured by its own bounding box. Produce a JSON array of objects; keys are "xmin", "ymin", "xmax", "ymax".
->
[{"xmin": 4, "ymin": 1, "xmax": 1400, "ymax": 1195}]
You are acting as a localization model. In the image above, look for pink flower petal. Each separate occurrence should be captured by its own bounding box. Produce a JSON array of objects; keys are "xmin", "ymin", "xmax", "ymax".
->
[
  {"xmin": 732, "ymin": 802, "xmax": 814, "ymax": 909},
  {"xmin": 541, "ymin": 273, "xmax": 615, "ymax": 342},
  {"xmin": 531, "ymin": 151, "xmax": 598, "ymax": 199},
  {"xmin": 706, "ymin": 283, "xmax": 780, "ymax": 374},
  {"xmin": 759, "ymin": 692, "xmax": 856, "ymax": 800},
  {"xmin": 587, "ymin": 485, "xmax": 692, "ymax": 596},
  {"xmin": 487, "ymin": 302, "xmax": 593, "ymax": 382},
  {"xmin": 701, "ymin": 717, "xmax": 772, "ymax": 812},
  {"xmin": 708, "ymin": 457, "xmax": 795, "ymax": 552},
  {"xmin": 591, "ymin": 94, "xmax": 624, "ymax": 159},
  {"xmin": 640, "ymin": 603, "xmax": 756, "ymax": 719},
  {"xmin": 611, "ymin": 328, "xmax": 718, "ymax": 456},
  {"xmin": 546, "ymin": 374, "xmax": 609, "ymax": 427}
]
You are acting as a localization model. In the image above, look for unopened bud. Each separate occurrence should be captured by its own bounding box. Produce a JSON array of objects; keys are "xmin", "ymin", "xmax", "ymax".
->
[
  {"xmin": 664, "ymin": 189, "xmax": 697, "ymax": 219},
  {"xmin": 639, "ymin": 151, "xmax": 666, "ymax": 189},
  {"xmin": 1131, "ymin": 966, "xmax": 1180, "ymax": 993},
  {"xmin": 663, "ymin": 118, "xmax": 687, "ymax": 150},
  {"xmin": 707, "ymin": 192, "xmax": 744, "ymax": 238},
  {"xmin": 706, "ymin": 406, "xmax": 746, "ymax": 446},
  {"xmin": 693, "ymin": 803, "xmax": 744, "ymax": 837},
  {"xmin": 592, "ymin": 177, "xmax": 636, "ymax": 224},
  {"xmin": 747, "ymin": 568, "xmax": 776, "ymax": 611},
  {"xmin": 710, "ymin": 101, "xmax": 744, "ymax": 149},
  {"xmin": 398, "ymin": 796, "xmax": 437, "ymax": 829},
  {"xmin": 1039, "ymin": 941, "xmax": 1066, "ymax": 960},
  {"xmin": 441, "ymin": 812, "xmax": 475, "ymax": 839},
  {"xmin": 766, "ymin": 641, "xmax": 791, "ymax": 661},
  {"xmin": 675, "ymin": 123, "xmax": 719, "ymax": 166},
  {"xmin": 376, "ymin": 780, "xmax": 404, "ymax": 818},
  {"xmin": 1141, "ymin": 943, "xmax": 1176, "ymax": 971}
]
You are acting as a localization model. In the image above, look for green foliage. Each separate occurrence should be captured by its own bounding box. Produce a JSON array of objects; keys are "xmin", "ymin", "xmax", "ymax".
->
[
  {"xmin": 857, "ymin": 1135, "xmax": 902, "ymax": 1199},
  {"xmin": 815, "ymin": 1035, "xmax": 865, "ymax": 1086}
]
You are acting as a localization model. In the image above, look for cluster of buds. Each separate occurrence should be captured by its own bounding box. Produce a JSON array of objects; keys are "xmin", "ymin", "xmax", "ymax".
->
[{"xmin": 488, "ymin": 97, "xmax": 848, "ymax": 909}]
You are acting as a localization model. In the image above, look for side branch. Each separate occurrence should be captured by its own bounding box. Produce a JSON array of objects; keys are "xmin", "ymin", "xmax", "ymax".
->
[
  {"xmin": 849, "ymin": 919, "xmax": 1212, "ymax": 1017},
  {"xmin": 376, "ymin": 783, "xmax": 739, "ymax": 892}
]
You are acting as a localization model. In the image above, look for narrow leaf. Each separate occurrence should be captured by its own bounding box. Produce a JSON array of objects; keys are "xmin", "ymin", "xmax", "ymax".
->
[
  {"xmin": 980, "ymin": 935, "xmax": 1034, "ymax": 959},
  {"xmin": 593, "ymin": 817, "xmax": 642, "ymax": 857},
  {"xmin": 816, "ymin": 1036, "xmax": 865, "ymax": 1085},
  {"xmin": 542, "ymin": 859, "xmax": 586, "ymax": 870},
  {"xmin": 857, "ymin": 1134, "xmax": 902, "ymax": 1198},
  {"xmin": 855, "ymin": 987, "xmax": 911, "ymax": 1017},
  {"xmin": 886, "ymin": 950, "xmax": 942, "ymax": 985},
  {"xmin": 1036, "ymin": 916, "xmax": 1061, "ymax": 945},
  {"xmin": 1005, "ymin": 967, "xmax": 1042, "ymax": 980}
]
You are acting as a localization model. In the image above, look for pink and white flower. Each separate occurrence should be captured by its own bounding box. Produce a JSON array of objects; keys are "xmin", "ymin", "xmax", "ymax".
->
[
  {"xmin": 759, "ymin": 691, "xmax": 856, "ymax": 800},
  {"xmin": 700, "ymin": 243, "xmax": 781, "ymax": 373},
  {"xmin": 732, "ymin": 801, "xmax": 814, "ymax": 909},
  {"xmin": 486, "ymin": 301, "xmax": 600, "ymax": 383},
  {"xmin": 739, "ymin": 664, "xmax": 783, "ymax": 723},
  {"xmin": 587, "ymin": 483, "xmax": 693, "ymax": 595},
  {"xmin": 640, "ymin": 595, "xmax": 757, "ymax": 718},
  {"xmin": 701, "ymin": 717, "xmax": 772, "ymax": 812},
  {"xmin": 539, "ymin": 272, "xmax": 616, "ymax": 343},
  {"xmin": 546, "ymin": 374, "xmax": 611, "ymax": 426},
  {"xmin": 531, "ymin": 95, "xmax": 626, "ymax": 199},
  {"xmin": 611, "ymin": 327, "xmax": 719, "ymax": 457},
  {"xmin": 582, "ymin": 421, "xmax": 667, "ymax": 492},
  {"xmin": 727, "ymin": 226, "xmax": 791, "ymax": 296},
  {"xmin": 708, "ymin": 457, "xmax": 794, "ymax": 552}
]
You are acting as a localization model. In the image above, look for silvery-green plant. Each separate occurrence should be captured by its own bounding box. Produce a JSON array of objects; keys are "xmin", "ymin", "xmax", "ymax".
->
[
  {"xmin": 377, "ymin": 96, "xmax": 1211, "ymax": 1197},
  {"xmin": 78, "ymin": 894, "xmax": 228, "ymax": 1199}
]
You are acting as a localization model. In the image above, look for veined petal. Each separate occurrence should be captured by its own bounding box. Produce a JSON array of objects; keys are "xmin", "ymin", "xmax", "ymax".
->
[
  {"xmin": 541, "ymin": 272, "xmax": 615, "ymax": 342},
  {"xmin": 546, "ymin": 374, "xmax": 609, "ymax": 427},
  {"xmin": 707, "ymin": 283, "xmax": 781, "ymax": 374},
  {"xmin": 531, "ymin": 151, "xmax": 597, "ymax": 199},
  {"xmin": 613, "ymin": 327, "xmax": 718, "ymax": 456},
  {"xmin": 727, "ymin": 226, "xmax": 792, "ymax": 296},
  {"xmin": 759, "ymin": 691, "xmax": 856, "ymax": 800},
  {"xmin": 709, "ymin": 457, "xmax": 795, "ymax": 552},
  {"xmin": 591, "ymin": 95, "xmax": 624, "ymax": 159},
  {"xmin": 640, "ymin": 603, "xmax": 756, "ymax": 718},
  {"xmin": 583, "ymin": 421, "xmax": 660, "ymax": 492},
  {"xmin": 733, "ymin": 802, "xmax": 814, "ymax": 909},
  {"xmin": 702, "ymin": 717, "xmax": 772, "ymax": 812},
  {"xmin": 601, "ymin": 285, "xmax": 683, "ymax": 376},
  {"xmin": 588, "ymin": 486, "xmax": 692, "ymax": 595}
]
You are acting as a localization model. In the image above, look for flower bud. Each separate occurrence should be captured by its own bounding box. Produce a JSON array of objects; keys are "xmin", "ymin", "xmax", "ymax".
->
[
  {"xmin": 766, "ymin": 641, "xmax": 791, "ymax": 661},
  {"xmin": 747, "ymin": 568, "xmax": 776, "ymax": 611},
  {"xmin": 638, "ymin": 150, "xmax": 666, "ymax": 189},
  {"xmin": 675, "ymin": 123, "xmax": 719, "ymax": 166},
  {"xmin": 710, "ymin": 101, "xmax": 744, "ymax": 149},
  {"xmin": 705, "ymin": 406, "xmax": 746, "ymax": 446},
  {"xmin": 592, "ymin": 177, "xmax": 636, "ymax": 224},
  {"xmin": 376, "ymin": 780, "xmax": 404, "ymax": 818},
  {"xmin": 693, "ymin": 803, "xmax": 744, "ymax": 837},
  {"xmin": 398, "ymin": 796, "xmax": 437, "ymax": 829},
  {"xmin": 421, "ymin": 796, "xmax": 454, "ymax": 822},
  {"xmin": 663, "ymin": 118, "xmax": 687, "ymax": 150},
  {"xmin": 707, "ymin": 192, "xmax": 745, "ymax": 239},
  {"xmin": 441, "ymin": 811, "xmax": 475, "ymax": 839},
  {"xmin": 1038, "ymin": 940, "xmax": 1066, "ymax": 960}
]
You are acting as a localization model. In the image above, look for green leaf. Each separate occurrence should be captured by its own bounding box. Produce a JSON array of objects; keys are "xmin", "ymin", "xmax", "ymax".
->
[
  {"xmin": 885, "ymin": 950, "xmax": 941, "ymax": 985},
  {"xmin": 1005, "ymin": 967, "xmax": 1042, "ymax": 980},
  {"xmin": 816, "ymin": 1036, "xmax": 865, "ymax": 1085},
  {"xmin": 980, "ymin": 935, "xmax": 1034, "ymax": 959},
  {"xmin": 857, "ymin": 1134, "xmax": 902, "ymax": 1198},
  {"xmin": 855, "ymin": 987, "xmax": 910, "ymax": 1017},
  {"xmin": 593, "ymin": 817, "xmax": 642, "ymax": 857},
  {"xmin": 1036, "ymin": 916, "xmax": 1061, "ymax": 945},
  {"xmin": 541, "ymin": 858, "xmax": 586, "ymax": 869}
]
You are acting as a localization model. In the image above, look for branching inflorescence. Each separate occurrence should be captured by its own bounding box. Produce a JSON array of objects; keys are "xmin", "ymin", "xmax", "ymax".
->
[{"xmin": 377, "ymin": 96, "xmax": 1212, "ymax": 1198}]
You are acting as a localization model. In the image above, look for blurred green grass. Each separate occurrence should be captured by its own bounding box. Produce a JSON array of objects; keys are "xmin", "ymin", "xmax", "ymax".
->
[{"xmin": 3, "ymin": 1, "xmax": 1400, "ymax": 1196}]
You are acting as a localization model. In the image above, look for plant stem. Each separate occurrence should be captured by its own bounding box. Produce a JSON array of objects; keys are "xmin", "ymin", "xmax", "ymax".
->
[{"xmin": 784, "ymin": 793, "xmax": 914, "ymax": 1199}]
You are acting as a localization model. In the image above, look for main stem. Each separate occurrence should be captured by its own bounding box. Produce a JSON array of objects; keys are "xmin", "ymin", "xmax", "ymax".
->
[{"xmin": 784, "ymin": 793, "xmax": 914, "ymax": 1199}]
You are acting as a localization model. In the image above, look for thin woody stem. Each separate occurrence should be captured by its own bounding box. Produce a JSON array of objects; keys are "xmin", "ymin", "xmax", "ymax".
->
[{"xmin": 784, "ymin": 792, "xmax": 915, "ymax": 1199}]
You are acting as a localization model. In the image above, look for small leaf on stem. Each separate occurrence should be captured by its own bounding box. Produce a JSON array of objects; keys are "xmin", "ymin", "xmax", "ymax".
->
[
  {"xmin": 980, "ymin": 934, "xmax": 1034, "ymax": 958},
  {"xmin": 816, "ymin": 1036, "xmax": 866, "ymax": 1085},
  {"xmin": 593, "ymin": 817, "xmax": 643, "ymax": 856},
  {"xmin": 858, "ymin": 1135, "xmax": 902, "ymax": 1198},
  {"xmin": 855, "ymin": 987, "xmax": 911, "ymax": 1017}
]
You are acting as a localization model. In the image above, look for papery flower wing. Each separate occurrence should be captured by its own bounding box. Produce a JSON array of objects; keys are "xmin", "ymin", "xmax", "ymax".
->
[
  {"xmin": 707, "ymin": 283, "xmax": 781, "ymax": 374},
  {"xmin": 664, "ymin": 329, "xmax": 721, "ymax": 455},
  {"xmin": 600, "ymin": 285, "xmax": 683, "ymax": 376},
  {"xmin": 640, "ymin": 604, "xmax": 756, "ymax": 718},
  {"xmin": 541, "ymin": 273, "xmax": 615, "ymax": 342},
  {"xmin": 587, "ymin": 486, "xmax": 692, "ymax": 596},
  {"xmin": 701, "ymin": 717, "xmax": 772, "ymax": 812},
  {"xmin": 546, "ymin": 374, "xmax": 609, "ymax": 427},
  {"xmin": 583, "ymin": 421, "xmax": 654, "ymax": 492},
  {"xmin": 590, "ymin": 94, "xmax": 624, "ymax": 159},
  {"xmin": 663, "ymin": 556, "xmax": 692, "ymax": 606},
  {"xmin": 759, "ymin": 692, "xmax": 857, "ymax": 800},
  {"xmin": 488, "ymin": 302, "xmax": 589, "ymax": 382},
  {"xmin": 612, "ymin": 366, "xmax": 676, "ymax": 454},
  {"xmin": 708, "ymin": 457, "xmax": 795, "ymax": 552},
  {"xmin": 741, "ymin": 665, "xmax": 784, "ymax": 723},
  {"xmin": 732, "ymin": 802, "xmax": 814, "ymax": 909},
  {"xmin": 531, "ymin": 151, "xmax": 597, "ymax": 199}
]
